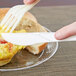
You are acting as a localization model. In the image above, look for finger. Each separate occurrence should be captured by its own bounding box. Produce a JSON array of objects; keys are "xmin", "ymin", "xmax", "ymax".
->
[
  {"xmin": 23, "ymin": 0, "xmax": 36, "ymax": 4},
  {"xmin": 55, "ymin": 22, "xmax": 76, "ymax": 40}
]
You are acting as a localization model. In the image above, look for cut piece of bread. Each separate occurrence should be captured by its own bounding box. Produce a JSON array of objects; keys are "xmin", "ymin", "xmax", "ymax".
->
[
  {"xmin": 0, "ymin": 8, "xmax": 48, "ymax": 55},
  {"xmin": 26, "ymin": 43, "xmax": 47, "ymax": 54}
]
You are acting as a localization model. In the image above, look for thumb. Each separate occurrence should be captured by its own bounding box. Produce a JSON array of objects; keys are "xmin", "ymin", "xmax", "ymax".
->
[{"xmin": 55, "ymin": 22, "xmax": 76, "ymax": 40}]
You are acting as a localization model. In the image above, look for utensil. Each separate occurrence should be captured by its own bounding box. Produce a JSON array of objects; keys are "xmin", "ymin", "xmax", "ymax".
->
[
  {"xmin": 1, "ymin": 32, "xmax": 76, "ymax": 46},
  {"xmin": 0, "ymin": 0, "xmax": 39, "ymax": 32}
]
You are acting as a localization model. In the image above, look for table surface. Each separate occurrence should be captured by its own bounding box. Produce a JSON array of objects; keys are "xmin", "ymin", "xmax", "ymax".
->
[
  {"xmin": 1, "ymin": 0, "xmax": 76, "ymax": 7},
  {"xmin": 0, "ymin": 6, "xmax": 76, "ymax": 76}
]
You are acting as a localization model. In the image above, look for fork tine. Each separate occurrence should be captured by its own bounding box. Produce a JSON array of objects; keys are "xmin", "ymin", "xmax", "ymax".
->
[
  {"xmin": 10, "ymin": 15, "xmax": 23, "ymax": 32},
  {"xmin": 2, "ymin": 6, "xmax": 24, "ymax": 31},
  {"xmin": 5, "ymin": 17, "xmax": 17, "ymax": 32},
  {"xmin": 10, "ymin": 9, "xmax": 26, "ymax": 32},
  {"xmin": 0, "ymin": 7, "xmax": 17, "ymax": 26},
  {"xmin": 5, "ymin": 7, "xmax": 25, "ymax": 32},
  {"xmin": 2, "ymin": 15, "xmax": 14, "ymax": 30},
  {"xmin": 10, "ymin": 11, "xmax": 30, "ymax": 32},
  {"xmin": 0, "ymin": 10, "xmax": 12, "ymax": 26},
  {"xmin": 10, "ymin": 5, "xmax": 35, "ymax": 32},
  {"xmin": 0, "ymin": 5, "xmax": 24, "ymax": 26}
]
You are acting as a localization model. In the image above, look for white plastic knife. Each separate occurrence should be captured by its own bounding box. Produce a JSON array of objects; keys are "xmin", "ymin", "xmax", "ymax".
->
[{"xmin": 1, "ymin": 32, "xmax": 76, "ymax": 46}]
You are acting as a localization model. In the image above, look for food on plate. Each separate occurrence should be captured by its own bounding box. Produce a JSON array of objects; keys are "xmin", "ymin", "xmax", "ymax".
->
[{"xmin": 0, "ymin": 8, "xmax": 48, "ymax": 66}]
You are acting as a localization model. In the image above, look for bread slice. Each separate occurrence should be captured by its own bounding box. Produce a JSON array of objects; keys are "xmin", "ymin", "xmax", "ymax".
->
[{"xmin": 0, "ymin": 8, "xmax": 47, "ymax": 55}]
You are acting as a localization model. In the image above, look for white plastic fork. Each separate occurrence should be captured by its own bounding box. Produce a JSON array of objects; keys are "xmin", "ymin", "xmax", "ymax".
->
[{"xmin": 0, "ymin": 0, "xmax": 40, "ymax": 32}]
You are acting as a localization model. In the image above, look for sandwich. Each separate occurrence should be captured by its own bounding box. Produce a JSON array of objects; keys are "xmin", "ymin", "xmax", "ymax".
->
[{"xmin": 0, "ymin": 8, "xmax": 47, "ymax": 66}]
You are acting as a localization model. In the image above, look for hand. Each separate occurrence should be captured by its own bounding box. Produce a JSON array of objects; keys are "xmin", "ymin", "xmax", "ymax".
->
[
  {"xmin": 55, "ymin": 22, "xmax": 76, "ymax": 40},
  {"xmin": 23, "ymin": 0, "xmax": 36, "ymax": 4}
]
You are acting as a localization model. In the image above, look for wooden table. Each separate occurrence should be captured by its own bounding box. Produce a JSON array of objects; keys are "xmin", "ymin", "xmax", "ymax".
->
[{"xmin": 0, "ymin": 6, "xmax": 76, "ymax": 76}]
